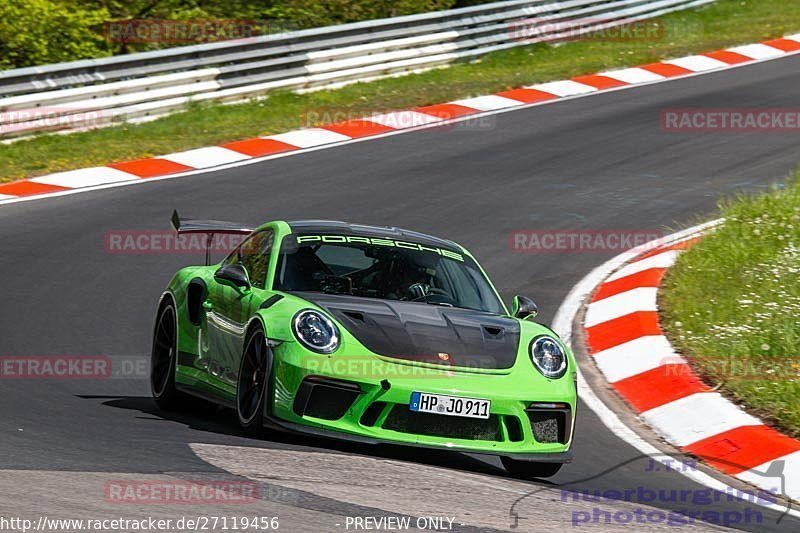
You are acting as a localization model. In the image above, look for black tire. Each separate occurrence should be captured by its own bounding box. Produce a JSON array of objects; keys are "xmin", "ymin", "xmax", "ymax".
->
[
  {"xmin": 151, "ymin": 301, "xmax": 187, "ymax": 410},
  {"xmin": 237, "ymin": 326, "xmax": 271, "ymax": 435},
  {"xmin": 501, "ymin": 457, "xmax": 563, "ymax": 479}
]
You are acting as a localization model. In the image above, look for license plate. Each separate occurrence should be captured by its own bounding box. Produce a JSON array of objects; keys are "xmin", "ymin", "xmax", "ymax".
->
[{"xmin": 409, "ymin": 392, "xmax": 491, "ymax": 419}]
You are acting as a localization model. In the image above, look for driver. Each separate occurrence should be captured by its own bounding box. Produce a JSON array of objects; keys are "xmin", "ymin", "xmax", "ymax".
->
[{"xmin": 387, "ymin": 256, "xmax": 435, "ymax": 301}]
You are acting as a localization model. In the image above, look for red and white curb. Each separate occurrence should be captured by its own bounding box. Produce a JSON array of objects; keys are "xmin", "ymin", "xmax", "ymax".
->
[
  {"xmin": 582, "ymin": 226, "xmax": 800, "ymax": 503},
  {"xmin": 1, "ymin": 34, "xmax": 800, "ymax": 204}
]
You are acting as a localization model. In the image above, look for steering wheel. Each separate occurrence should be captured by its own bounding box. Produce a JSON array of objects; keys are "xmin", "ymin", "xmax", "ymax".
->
[{"xmin": 409, "ymin": 284, "xmax": 455, "ymax": 304}]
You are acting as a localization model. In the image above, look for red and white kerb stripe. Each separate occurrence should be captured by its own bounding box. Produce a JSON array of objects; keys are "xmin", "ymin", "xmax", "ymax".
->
[
  {"xmin": 1, "ymin": 35, "xmax": 799, "ymax": 203},
  {"xmin": 584, "ymin": 235, "xmax": 800, "ymax": 501}
]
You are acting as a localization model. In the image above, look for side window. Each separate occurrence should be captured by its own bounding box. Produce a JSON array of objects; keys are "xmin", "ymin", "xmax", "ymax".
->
[{"xmin": 226, "ymin": 230, "xmax": 274, "ymax": 289}]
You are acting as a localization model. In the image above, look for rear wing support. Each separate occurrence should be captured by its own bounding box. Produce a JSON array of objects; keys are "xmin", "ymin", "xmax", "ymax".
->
[{"xmin": 170, "ymin": 210, "xmax": 253, "ymax": 265}]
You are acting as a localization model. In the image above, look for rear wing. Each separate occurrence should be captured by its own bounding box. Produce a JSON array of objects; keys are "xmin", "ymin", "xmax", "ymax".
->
[{"xmin": 171, "ymin": 210, "xmax": 253, "ymax": 265}]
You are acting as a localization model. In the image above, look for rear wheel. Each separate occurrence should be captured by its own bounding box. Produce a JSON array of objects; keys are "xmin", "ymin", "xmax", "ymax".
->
[
  {"xmin": 237, "ymin": 326, "xmax": 271, "ymax": 435},
  {"xmin": 151, "ymin": 301, "xmax": 187, "ymax": 410},
  {"xmin": 501, "ymin": 457, "xmax": 563, "ymax": 479}
]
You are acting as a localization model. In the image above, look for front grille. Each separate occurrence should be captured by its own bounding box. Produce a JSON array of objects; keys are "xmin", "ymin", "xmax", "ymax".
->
[
  {"xmin": 293, "ymin": 377, "xmax": 361, "ymax": 421},
  {"xmin": 382, "ymin": 405, "xmax": 501, "ymax": 441},
  {"xmin": 526, "ymin": 403, "xmax": 571, "ymax": 444}
]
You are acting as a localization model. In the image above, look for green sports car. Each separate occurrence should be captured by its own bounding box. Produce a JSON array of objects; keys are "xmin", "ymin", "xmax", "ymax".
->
[{"xmin": 151, "ymin": 212, "xmax": 577, "ymax": 478}]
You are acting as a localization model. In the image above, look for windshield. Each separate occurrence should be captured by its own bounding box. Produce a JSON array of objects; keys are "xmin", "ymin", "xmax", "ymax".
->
[{"xmin": 274, "ymin": 234, "xmax": 503, "ymax": 314}]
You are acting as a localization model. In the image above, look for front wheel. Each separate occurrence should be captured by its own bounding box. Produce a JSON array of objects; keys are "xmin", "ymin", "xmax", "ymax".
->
[
  {"xmin": 501, "ymin": 457, "xmax": 563, "ymax": 479},
  {"xmin": 237, "ymin": 326, "xmax": 271, "ymax": 435}
]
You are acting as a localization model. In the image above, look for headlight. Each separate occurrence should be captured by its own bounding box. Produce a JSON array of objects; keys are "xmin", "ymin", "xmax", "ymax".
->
[
  {"xmin": 529, "ymin": 336, "xmax": 567, "ymax": 379},
  {"xmin": 292, "ymin": 309, "xmax": 340, "ymax": 354}
]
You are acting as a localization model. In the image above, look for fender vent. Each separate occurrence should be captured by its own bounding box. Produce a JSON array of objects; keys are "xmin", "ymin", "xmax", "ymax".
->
[{"xmin": 186, "ymin": 278, "xmax": 207, "ymax": 326}]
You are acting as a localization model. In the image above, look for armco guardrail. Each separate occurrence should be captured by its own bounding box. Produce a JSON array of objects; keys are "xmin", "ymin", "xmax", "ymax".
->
[{"xmin": 0, "ymin": 0, "xmax": 713, "ymax": 138}]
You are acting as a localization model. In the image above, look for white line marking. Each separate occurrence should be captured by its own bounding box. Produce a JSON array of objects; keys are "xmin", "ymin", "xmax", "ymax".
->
[
  {"xmin": 604, "ymin": 250, "xmax": 679, "ymax": 283},
  {"xmin": 641, "ymin": 393, "xmax": 762, "ymax": 447},
  {"xmin": 448, "ymin": 95, "xmax": 522, "ymax": 111},
  {"xmin": 728, "ymin": 44, "xmax": 785, "ymax": 60},
  {"xmin": 0, "ymin": 194, "xmax": 17, "ymax": 200},
  {"xmin": 29, "ymin": 167, "xmax": 138, "ymax": 188},
  {"xmin": 664, "ymin": 55, "xmax": 729, "ymax": 72},
  {"xmin": 584, "ymin": 287, "xmax": 657, "ymax": 328},
  {"xmin": 267, "ymin": 128, "xmax": 352, "ymax": 148},
  {"xmin": 600, "ymin": 68, "xmax": 664, "ymax": 84},
  {"xmin": 160, "ymin": 146, "xmax": 250, "ymax": 168},
  {"xmin": 527, "ymin": 80, "xmax": 597, "ymax": 97},
  {"xmin": 592, "ymin": 335, "xmax": 684, "ymax": 383}
]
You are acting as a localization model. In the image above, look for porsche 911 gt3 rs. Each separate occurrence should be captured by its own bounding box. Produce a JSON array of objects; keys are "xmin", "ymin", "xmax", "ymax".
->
[{"xmin": 151, "ymin": 211, "xmax": 577, "ymax": 478}]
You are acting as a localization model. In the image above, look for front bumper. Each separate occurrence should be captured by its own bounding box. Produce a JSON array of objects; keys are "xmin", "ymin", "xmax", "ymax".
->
[{"xmin": 269, "ymin": 344, "xmax": 577, "ymax": 460}]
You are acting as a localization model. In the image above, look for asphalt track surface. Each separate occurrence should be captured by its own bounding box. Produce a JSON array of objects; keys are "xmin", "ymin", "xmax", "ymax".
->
[{"xmin": 1, "ymin": 54, "xmax": 799, "ymax": 532}]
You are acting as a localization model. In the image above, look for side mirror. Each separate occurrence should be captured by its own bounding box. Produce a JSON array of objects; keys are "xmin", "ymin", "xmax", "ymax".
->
[
  {"xmin": 214, "ymin": 264, "xmax": 251, "ymax": 291},
  {"xmin": 511, "ymin": 295, "xmax": 538, "ymax": 320}
]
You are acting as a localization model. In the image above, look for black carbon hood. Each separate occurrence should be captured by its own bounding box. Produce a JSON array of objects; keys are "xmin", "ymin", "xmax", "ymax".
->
[{"xmin": 293, "ymin": 292, "xmax": 520, "ymax": 369}]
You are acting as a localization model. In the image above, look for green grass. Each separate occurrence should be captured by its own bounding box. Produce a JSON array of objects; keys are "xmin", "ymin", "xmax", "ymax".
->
[
  {"xmin": 661, "ymin": 171, "xmax": 800, "ymax": 438},
  {"xmin": 1, "ymin": 0, "xmax": 799, "ymax": 183}
]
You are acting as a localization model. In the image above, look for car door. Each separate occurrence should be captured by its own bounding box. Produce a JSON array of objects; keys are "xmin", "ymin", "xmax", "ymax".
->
[{"xmin": 204, "ymin": 229, "xmax": 274, "ymax": 392}]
